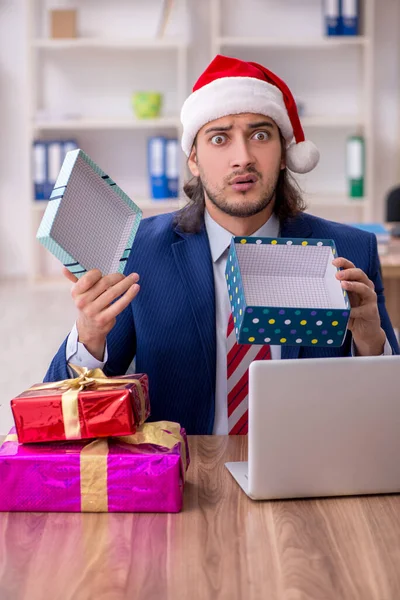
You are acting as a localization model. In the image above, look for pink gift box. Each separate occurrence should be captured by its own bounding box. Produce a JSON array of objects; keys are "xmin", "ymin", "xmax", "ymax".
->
[{"xmin": 0, "ymin": 422, "xmax": 189, "ymax": 513}]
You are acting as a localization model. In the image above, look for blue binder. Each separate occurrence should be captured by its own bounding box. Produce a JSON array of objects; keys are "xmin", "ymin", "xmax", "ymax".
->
[
  {"xmin": 323, "ymin": 0, "xmax": 340, "ymax": 36},
  {"xmin": 148, "ymin": 136, "xmax": 168, "ymax": 200},
  {"xmin": 340, "ymin": 0, "xmax": 359, "ymax": 35},
  {"xmin": 44, "ymin": 140, "xmax": 64, "ymax": 200},
  {"xmin": 62, "ymin": 139, "xmax": 78, "ymax": 159},
  {"xmin": 33, "ymin": 141, "xmax": 47, "ymax": 200},
  {"xmin": 166, "ymin": 138, "xmax": 179, "ymax": 198}
]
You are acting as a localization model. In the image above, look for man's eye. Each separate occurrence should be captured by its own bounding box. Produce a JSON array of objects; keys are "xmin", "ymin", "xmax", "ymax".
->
[
  {"xmin": 253, "ymin": 131, "xmax": 269, "ymax": 141},
  {"xmin": 211, "ymin": 134, "xmax": 226, "ymax": 145}
]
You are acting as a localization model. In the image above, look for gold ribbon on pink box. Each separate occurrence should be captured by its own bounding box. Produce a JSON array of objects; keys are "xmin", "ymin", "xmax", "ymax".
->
[{"xmin": 80, "ymin": 421, "xmax": 187, "ymax": 512}]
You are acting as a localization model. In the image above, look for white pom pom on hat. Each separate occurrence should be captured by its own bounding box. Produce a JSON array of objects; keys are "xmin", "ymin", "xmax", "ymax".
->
[
  {"xmin": 286, "ymin": 140, "xmax": 320, "ymax": 174},
  {"xmin": 180, "ymin": 55, "xmax": 320, "ymax": 174}
]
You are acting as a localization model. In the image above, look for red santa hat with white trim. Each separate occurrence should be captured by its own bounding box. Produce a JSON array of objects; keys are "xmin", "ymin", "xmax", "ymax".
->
[{"xmin": 180, "ymin": 54, "xmax": 319, "ymax": 175}]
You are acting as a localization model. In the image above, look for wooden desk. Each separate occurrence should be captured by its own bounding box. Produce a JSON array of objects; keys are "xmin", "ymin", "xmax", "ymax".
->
[
  {"xmin": 1, "ymin": 435, "xmax": 400, "ymax": 600},
  {"xmin": 381, "ymin": 238, "xmax": 400, "ymax": 278},
  {"xmin": 381, "ymin": 238, "xmax": 400, "ymax": 328}
]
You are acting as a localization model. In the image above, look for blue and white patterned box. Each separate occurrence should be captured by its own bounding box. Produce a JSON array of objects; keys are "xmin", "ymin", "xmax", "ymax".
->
[
  {"xmin": 225, "ymin": 237, "xmax": 351, "ymax": 348},
  {"xmin": 36, "ymin": 149, "xmax": 142, "ymax": 278}
]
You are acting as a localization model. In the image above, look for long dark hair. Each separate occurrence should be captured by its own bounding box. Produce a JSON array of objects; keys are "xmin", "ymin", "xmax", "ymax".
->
[{"xmin": 174, "ymin": 142, "xmax": 306, "ymax": 234}]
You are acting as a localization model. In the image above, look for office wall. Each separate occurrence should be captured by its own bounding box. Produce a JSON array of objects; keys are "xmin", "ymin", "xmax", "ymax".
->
[{"xmin": 0, "ymin": 0, "xmax": 399, "ymax": 278}]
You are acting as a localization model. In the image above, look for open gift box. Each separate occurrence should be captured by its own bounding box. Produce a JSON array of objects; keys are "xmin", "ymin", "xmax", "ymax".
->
[
  {"xmin": 36, "ymin": 149, "xmax": 142, "ymax": 278},
  {"xmin": 226, "ymin": 236, "xmax": 351, "ymax": 348}
]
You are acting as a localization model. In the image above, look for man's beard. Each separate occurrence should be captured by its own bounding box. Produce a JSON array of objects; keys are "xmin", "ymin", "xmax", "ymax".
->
[{"xmin": 200, "ymin": 167, "xmax": 280, "ymax": 218}]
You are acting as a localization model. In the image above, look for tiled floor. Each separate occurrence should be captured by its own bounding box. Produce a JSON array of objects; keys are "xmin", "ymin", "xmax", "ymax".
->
[{"xmin": 0, "ymin": 278, "xmax": 76, "ymax": 434}]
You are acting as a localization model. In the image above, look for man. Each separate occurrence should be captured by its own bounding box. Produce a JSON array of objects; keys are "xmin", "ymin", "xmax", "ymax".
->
[{"xmin": 44, "ymin": 55, "xmax": 399, "ymax": 435}]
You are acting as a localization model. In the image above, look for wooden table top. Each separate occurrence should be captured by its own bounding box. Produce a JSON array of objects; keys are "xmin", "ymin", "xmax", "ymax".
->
[
  {"xmin": 1, "ymin": 435, "xmax": 400, "ymax": 600},
  {"xmin": 380, "ymin": 237, "xmax": 400, "ymax": 278}
]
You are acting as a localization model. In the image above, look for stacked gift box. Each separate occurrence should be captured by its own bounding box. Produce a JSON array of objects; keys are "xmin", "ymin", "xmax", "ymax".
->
[{"xmin": 0, "ymin": 365, "xmax": 189, "ymax": 513}]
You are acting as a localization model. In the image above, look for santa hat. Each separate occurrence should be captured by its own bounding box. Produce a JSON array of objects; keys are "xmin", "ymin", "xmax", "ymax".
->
[{"xmin": 180, "ymin": 55, "xmax": 319, "ymax": 174}]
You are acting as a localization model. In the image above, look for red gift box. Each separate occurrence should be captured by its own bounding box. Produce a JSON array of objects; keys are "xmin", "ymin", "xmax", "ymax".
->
[{"xmin": 11, "ymin": 365, "xmax": 150, "ymax": 444}]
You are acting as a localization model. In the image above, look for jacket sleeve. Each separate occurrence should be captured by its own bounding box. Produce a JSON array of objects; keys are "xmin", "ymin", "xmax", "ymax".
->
[{"xmin": 369, "ymin": 233, "xmax": 400, "ymax": 354}]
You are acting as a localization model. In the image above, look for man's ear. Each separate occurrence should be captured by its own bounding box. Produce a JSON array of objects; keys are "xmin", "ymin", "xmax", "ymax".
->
[{"xmin": 188, "ymin": 145, "xmax": 200, "ymax": 177}]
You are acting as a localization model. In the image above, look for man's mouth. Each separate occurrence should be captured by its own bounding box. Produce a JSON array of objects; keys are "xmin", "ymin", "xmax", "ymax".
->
[{"xmin": 230, "ymin": 174, "xmax": 258, "ymax": 193}]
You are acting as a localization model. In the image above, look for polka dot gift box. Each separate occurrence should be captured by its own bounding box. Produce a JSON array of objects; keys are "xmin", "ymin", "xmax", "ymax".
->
[{"xmin": 225, "ymin": 237, "xmax": 351, "ymax": 348}]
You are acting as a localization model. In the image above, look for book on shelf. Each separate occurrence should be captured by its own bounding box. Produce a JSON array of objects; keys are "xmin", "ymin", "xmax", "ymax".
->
[
  {"xmin": 323, "ymin": 0, "xmax": 340, "ymax": 36},
  {"xmin": 33, "ymin": 139, "xmax": 78, "ymax": 201},
  {"xmin": 340, "ymin": 0, "xmax": 359, "ymax": 36},
  {"xmin": 323, "ymin": 0, "xmax": 359, "ymax": 37},
  {"xmin": 165, "ymin": 139, "xmax": 179, "ymax": 198},
  {"xmin": 148, "ymin": 136, "xmax": 179, "ymax": 200}
]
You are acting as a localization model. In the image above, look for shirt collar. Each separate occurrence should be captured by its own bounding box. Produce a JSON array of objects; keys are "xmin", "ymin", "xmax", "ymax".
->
[{"xmin": 204, "ymin": 209, "xmax": 280, "ymax": 263}]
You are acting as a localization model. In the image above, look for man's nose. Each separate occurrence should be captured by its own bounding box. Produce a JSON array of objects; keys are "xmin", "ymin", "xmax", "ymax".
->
[{"xmin": 230, "ymin": 139, "xmax": 255, "ymax": 170}]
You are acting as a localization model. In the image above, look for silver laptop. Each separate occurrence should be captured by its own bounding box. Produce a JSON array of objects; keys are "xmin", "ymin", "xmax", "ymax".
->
[{"xmin": 225, "ymin": 355, "xmax": 400, "ymax": 500}]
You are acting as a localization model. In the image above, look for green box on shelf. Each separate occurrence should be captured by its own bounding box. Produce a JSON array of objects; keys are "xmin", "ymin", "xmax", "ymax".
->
[
  {"xmin": 36, "ymin": 149, "xmax": 142, "ymax": 278},
  {"xmin": 225, "ymin": 236, "xmax": 351, "ymax": 348}
]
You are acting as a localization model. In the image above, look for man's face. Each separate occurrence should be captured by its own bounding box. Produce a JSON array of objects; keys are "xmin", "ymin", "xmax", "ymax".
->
[{"xmin": 188, "ymin": 113, "xmax": 285, "ymax": 218}]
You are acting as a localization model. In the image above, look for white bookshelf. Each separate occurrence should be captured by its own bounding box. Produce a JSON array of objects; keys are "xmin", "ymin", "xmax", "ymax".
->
[
  {"xmin": 34, "ymin": 116, "xmax": 182, "ymax": 132},
  {"xmin": 301, "ymin": 115, "xmax": 366, "ymax": 128},
  {"xmin": 210, "ymin": 0, "xmax": 376, "ymax": 224},
  {"xmin": 215, "ymin": 36, "xmax": 370, "ymax": 49},
  {"xmin": 28, "ymin": 0, "xmax": 189, "ymax": 282},
  {"xmin": 32, "ymin": 198, "xmax": 186, "ymax": 214},
  {"xmin": 33, "ymin": 37, "xmax": 187, "ymax": 50},
  {"xmin": 304, "ymin": 193, "xmax": 366, "ymax": 207}
]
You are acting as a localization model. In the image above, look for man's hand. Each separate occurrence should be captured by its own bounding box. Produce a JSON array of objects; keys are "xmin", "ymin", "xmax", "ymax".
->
[
  {"xmin": 63, "ymin": 267, "xmax": 140, "ymax": 360},
  {"xmin": 333, "ymin": 257, "xmax": 386, "ymax": 356}
]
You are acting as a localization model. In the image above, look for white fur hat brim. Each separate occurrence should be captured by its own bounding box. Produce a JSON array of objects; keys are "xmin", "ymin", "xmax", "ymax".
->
[{"xmin": 180, "ymin": 76, "xmax": 319, "ymax": 174}]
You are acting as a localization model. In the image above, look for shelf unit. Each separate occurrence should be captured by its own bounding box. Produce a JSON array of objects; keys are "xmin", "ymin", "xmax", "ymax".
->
[
  {"xmin": 33, "ymin": 37, "xmax": 187, "ymax": 50},
  {"xmin": 32, "ymin": 197, "xmax": 186, "ymax": 214},
  {"xmin": 301, "ymin": 115, "xmax": 365, "ymax": 128},
  {"xmin": 210, "ymin": 0, "xmax": 376, "ymax": 224},
  {"xmin": 214, "ymin": 36, "xmax": 370, "ymax": 49},
  {"xmin": 27, "ymin": 0, "xmax": 189, "ymax": 282},
  {"xmin": 33, "ymin": 116, "xmax": 182, "ymax": 132}
]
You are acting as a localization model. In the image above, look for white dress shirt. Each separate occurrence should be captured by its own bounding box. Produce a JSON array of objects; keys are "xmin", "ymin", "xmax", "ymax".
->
[{"xmin": 66, "ymin": 210, "xmax": 392, "ymax": 434}]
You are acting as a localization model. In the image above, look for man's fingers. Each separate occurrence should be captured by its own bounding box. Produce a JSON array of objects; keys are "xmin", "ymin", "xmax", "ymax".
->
[
  {"xmin": 62, "ymin": 267, "xmax": 78, "ymax": 283},
  {"xmin": 341, "ymin": 280, "xmax": 377, "ymax": 302},
  {"xmin": 80, "ymin": 272, "xmax": 137, "ymax": 305},
  {"xmin": 98, "ymin": 283, "xmax": 140, "ymax": 324},
  {"xmin": 333, "ymin": 257, "xmax": 355, "ymax": 270},
  {"xmin": 336, "ymin": 267, "xmax": 375, "ymax": 290},
  {"xmin": 334, "ymin": 258, "xmax": 375, "ymax": 291},
  {"xmin": 87, "ymin": 274, "xmax": 140, "ymax": 315},
  {"xmin": 71, "ymin": 269, "xmax": 103, "ymax": 297}
]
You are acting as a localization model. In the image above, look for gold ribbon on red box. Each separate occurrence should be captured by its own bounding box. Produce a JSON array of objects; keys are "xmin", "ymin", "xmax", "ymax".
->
[{"xmin": 27, "ymin": 364, "xmax": 146, "ymax": 440}]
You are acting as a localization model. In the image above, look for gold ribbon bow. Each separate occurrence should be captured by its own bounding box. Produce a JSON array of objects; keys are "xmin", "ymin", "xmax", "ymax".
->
[{"xmin": 27, "ymin": 364, "xmax": 146, "ymax": 440}]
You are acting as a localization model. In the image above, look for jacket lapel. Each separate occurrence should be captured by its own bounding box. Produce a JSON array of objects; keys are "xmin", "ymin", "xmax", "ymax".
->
[
  {"xmin": 280, "ymin": 214, "xmax": 314, "ymax": 361},
  {"xmin": 172, "ymin": 225, "xmax": 216, "ymax": 388}
]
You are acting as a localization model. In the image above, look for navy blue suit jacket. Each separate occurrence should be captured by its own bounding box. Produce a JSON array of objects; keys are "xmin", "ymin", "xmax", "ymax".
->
[{"xmin": 44, "ymin": 211, "xmax": 400, "ymax": 434}]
